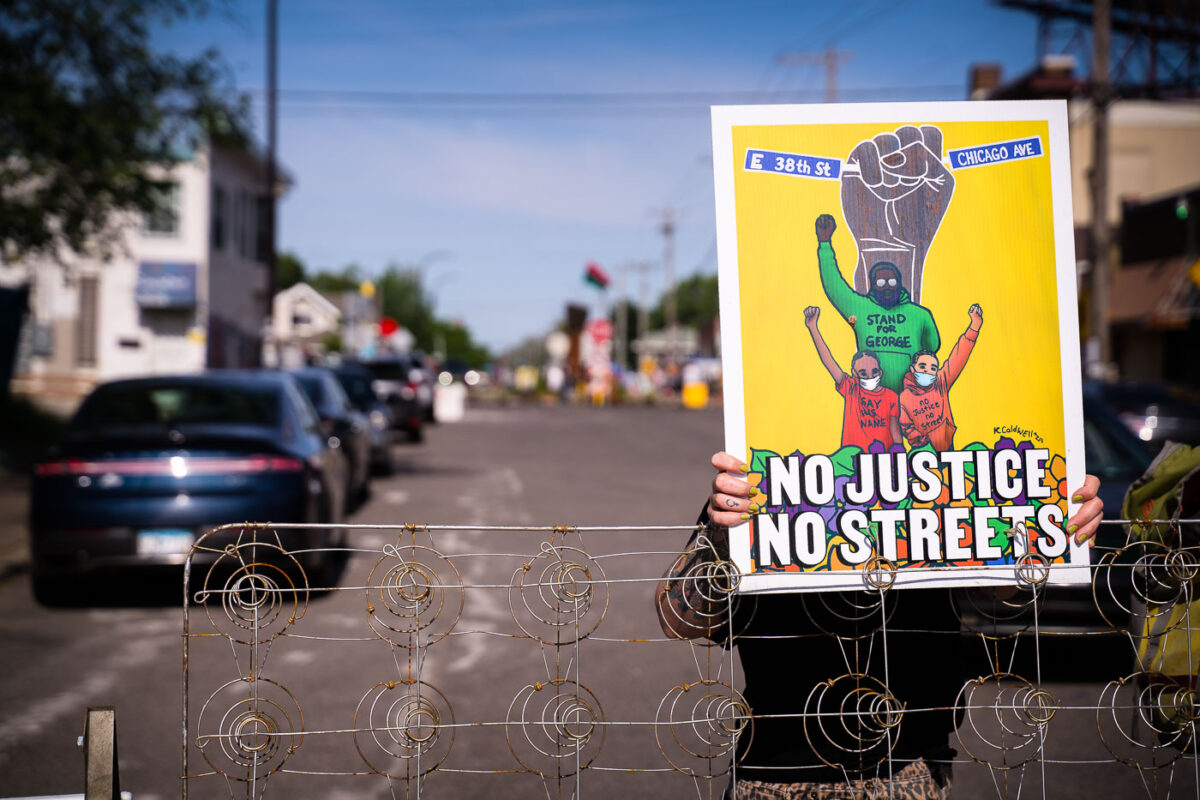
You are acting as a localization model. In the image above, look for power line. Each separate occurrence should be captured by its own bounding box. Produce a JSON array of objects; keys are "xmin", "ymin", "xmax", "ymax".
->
[
  {"xmin": 241, "ymin": 84, "xmax": 964, "ymax": 117},
  {"xmin": 778, "ymin": 46, "xmax": 854, "ymax": 103}
]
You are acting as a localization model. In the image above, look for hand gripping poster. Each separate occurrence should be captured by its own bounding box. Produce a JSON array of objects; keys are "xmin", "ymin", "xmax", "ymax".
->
[{"xmin": 711, "ymin": 100, "xmax": 1088, "ymax": 593}]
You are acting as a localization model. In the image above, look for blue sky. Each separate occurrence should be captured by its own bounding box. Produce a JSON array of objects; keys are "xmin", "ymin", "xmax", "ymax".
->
[{"xmin": 155, "ymin": 0, "xmax": 1042, "ymax": 352}]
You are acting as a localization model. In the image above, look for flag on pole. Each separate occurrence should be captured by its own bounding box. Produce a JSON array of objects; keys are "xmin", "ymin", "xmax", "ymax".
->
[{"xmin": 583, "ymin": 261, "xmax": 610, "ymax": 290}]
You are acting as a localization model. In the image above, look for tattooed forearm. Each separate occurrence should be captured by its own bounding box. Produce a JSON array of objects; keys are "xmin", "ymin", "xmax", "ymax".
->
[{"xmin": 656, "ymin": 529, "xmax": 732, "ymax": 639}]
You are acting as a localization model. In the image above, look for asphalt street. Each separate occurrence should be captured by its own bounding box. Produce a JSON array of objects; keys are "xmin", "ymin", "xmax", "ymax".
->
[{"xmin": 0, "ymin": 405, "xmax": 1193, "ymax": 799}]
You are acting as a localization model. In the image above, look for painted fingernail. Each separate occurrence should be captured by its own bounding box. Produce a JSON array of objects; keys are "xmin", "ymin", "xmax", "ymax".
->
[
  {"xmin": 1072, "ymin": 494, "xmax": 1083, "ymax": 503},
  {"xmin": 1067, "ymin": 523, "xmax": 1079, "ymax": 534},
  {"xmin": 1075, "ymin": 532, "xmax": 1087, "ymax": 544},
  {"xmin": 738, "ymin": 464, "xmax": 750, "ymax": 473},
  {"xmin": 749, "ymin": 504, "xmax": 761, "ymax": 513},
  {"xmin": 740, "ymin": 513, "xmax": 751, "ymax": 520}
]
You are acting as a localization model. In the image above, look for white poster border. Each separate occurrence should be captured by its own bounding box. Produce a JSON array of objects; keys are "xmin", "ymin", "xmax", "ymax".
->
[{"xmin": 710, "ymin": 100, "xmax": 1088, "ymax": 594}]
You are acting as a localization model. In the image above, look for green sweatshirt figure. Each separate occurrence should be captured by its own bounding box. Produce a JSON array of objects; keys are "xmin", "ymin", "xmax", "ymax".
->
[{"xmin": 815, "ymin": 213, "xmax": 940, "ymax": 394}]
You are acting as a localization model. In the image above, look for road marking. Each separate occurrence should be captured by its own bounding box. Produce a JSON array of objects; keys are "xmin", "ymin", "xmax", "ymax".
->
[
  {"xmin": 462, "ymin": 409, "xmax": 517, "ymax": 424},
  {"xmin": 280, "ymin": 649, "xmax": 316, "ymax": 666},
  {"xmin": 358, "ymin": 534, "xmax": 388, "ymax": 549},
  {"xmin": 383, "ymin": 489, "xmax": 409, "ymax": 505},
  {"xmin": 501, "ymin": 467, "xmax": 524, "ymax": 497},
  {"xmin": 0, "ymin": 617, "xmax": 174, "ymax": 761},
  {"xmin": 441, "ymin": 465, "xmax": 530, "ymax": 675}
]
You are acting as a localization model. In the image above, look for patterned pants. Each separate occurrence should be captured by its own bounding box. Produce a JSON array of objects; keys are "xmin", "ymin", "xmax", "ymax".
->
[{"xmin": 732, "ymin": 759, "xmax": 952, "ymax": 800}]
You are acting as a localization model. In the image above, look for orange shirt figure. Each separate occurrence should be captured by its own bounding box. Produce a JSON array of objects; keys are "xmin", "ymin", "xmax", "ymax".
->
[
  {"xmin": 803, "ymin": 305, "xmax": 902, "ymax": 451},
  {"xmin": 836, "ymin": 375, "xmax": 900, "ymax": 450},
  {"xmin": 899, "ymin": 304, "xmax": 983, "ymax": 451}
]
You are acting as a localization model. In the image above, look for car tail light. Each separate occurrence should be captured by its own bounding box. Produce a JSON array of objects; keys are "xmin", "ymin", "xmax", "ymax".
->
[
  {"xmin": 35, "ymin": 456, "xmax": 304, "ymax": 476},
  {"xmin": 34, "ymin": 459, "xmax": 87, "ymax": 476},
  {"xmin": 1118, "ymin": 412, "xmax": 1156, "ymax": 442}
]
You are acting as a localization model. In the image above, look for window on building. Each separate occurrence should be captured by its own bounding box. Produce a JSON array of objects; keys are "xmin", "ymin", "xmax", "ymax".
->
[
  {"xmin": 211, "ymin": 185, "xmax": 226, "ymax": 250},
  {"xmin": 76, "ymin": 275, "xmax": 99, "ymax": 367},
  {"xmin": 143, "ymin": 181, "xmax": 181, "ymax": 236},
  {"xmin": 234, "ymin": 191, "xmax": 245, "ymax": 258},
  {"xmin": 255, "ymin": 195, "xmax": 271, "ymax": 263},
  {"xmin": 238, "ymin": 190, "xmax": 255, "ymax": 259}
]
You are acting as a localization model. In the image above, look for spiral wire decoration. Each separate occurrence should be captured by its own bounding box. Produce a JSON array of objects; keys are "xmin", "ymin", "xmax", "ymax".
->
[{"xmin": 180, "ymin": 518, "xmax": 1200, "ymax": 798}]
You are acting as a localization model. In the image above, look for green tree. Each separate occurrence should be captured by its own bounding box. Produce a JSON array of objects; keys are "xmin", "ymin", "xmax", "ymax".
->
[
  {"xmin": 0, "ymin": 0, "xmax": 249, "ymax": 262},
  {"xmin": 296, "ymin": 259, "xmax": 492, "ymax": 368},
  {"xmin": 308, "ymin": 263, "xmax": 362, "ymax": 295},
  {"xmin": 276, "ymin": 251, "xmax": 307, "ymax": 290},
  {"xmin": 435, "ymin": 320, "xmax": 490, "ymax": 369},
  {"xmin": 649, "ymin": 273, "xmax": 719, "ymax": 330},
  {"xmin": 377, "ymin": 264, "xmax": 436, "ymax": 347}
]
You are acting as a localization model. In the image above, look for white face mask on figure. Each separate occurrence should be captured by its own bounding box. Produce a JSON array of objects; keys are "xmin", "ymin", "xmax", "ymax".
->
[
  {"xmin": 914, "ymin": 371, "xmax": 936, "ymax": 388},
  {"xmin": 859, "ymin": 376, "xmax": 882, "ymax": 391}
]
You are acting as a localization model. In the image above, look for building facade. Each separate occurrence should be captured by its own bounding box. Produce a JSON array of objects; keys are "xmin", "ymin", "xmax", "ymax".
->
[
  {"xmin": 973, "ymin": 59, "xmax": 1200, "ymax": 385},
  {"xmin": 6, "ymin": 145, "xmax": 289, "ymax": 413},
  {"xmin": 269, "ymin": 282, "xmax": 343, "ymax": 368}
]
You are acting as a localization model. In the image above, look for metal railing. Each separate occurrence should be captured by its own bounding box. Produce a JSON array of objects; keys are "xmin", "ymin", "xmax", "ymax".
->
[{"xmin": 180, "ymin": 518, "xmax": 1200, "ymax": 799}]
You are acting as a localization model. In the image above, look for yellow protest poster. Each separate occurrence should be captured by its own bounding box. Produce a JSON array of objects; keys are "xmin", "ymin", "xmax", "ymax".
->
[{"xmin": 711, "ymin": 101, "xmax": 1088, "ymax": 592}]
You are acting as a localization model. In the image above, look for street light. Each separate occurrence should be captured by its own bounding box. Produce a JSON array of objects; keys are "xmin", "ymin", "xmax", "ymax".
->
[
  {"xmin": 427, "ymin": 271, "xmax": 459, "ymax": 315},
  {"xmin": 427, "ymin": 271, "xmax": 458, "ymax": 361}
]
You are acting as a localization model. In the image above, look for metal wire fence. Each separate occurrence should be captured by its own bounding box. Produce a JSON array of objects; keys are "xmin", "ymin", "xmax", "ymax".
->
[{"xmin": 181, "ymin": 518, "xmax": 1200, "ymax": 799}]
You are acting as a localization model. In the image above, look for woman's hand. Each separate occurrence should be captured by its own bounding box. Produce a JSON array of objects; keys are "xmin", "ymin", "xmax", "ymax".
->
[
  {"xmin": 1067, "ymin": 474, "xmax": 1104, "ymax": 546},
  {"xmin": 709, "ymin": 451, "xmax": 756, "ymax": 528}
]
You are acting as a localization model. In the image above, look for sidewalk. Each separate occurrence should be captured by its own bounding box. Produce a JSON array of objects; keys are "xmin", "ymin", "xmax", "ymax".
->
[{"xmin": 0, "ymin": 468, "xmax": 29, "ymax": 578}]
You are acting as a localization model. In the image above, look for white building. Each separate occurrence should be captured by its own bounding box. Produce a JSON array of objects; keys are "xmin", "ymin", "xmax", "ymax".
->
[
  {"xmin": 269, "ymin": 282, "xmax": 342, "ymax": 368},
  {"xmin": 6, "ymin": 145, "xmax": 290, "ymax": 413}
]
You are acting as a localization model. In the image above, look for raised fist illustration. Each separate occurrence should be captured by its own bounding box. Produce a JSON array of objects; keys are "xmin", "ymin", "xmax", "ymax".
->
[
  {"xmin": 804, "ymin": 305, "xmax": 820, "ymax": 328},
  {"xmin": 840, "ymin": 124, "xmax": 954, "ymax": 304},
  {"xmin": 815, "ymin": 213, "xmax": 836, "ymax": 243}
]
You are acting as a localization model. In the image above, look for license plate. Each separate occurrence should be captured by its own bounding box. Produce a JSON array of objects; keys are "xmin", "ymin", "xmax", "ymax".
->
[{"xmin": 137, "ymin": 528, "xmax": 194, "ymax": 556}]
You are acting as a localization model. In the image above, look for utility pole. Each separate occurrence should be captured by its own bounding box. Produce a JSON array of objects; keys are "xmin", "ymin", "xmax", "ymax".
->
[
  {"xmin": 636, "ymin": 262, "xmax": 652, "ymax": 358},
  {"xmin": 615, "ymin": 264, "xmax": 629, "ymax": 372},
  {"xmin": 778, "ymin": 44, "xmax": 853, "ymax": 103},
  {"xmin": 1090, "ymin": 0, "xmax": 1111, "ymax": 374},
  {"xmin": 264, "ymin": 0, "xmax": 279, "ymax": 365},
  {"xmin": 653, "ymin": 208, "xmax": 678, "ymax": 365}
]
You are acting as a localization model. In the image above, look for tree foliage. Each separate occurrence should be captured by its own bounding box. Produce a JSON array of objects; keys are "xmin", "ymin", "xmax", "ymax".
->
[
  {"xmin": 309, "ymin": 263, "xmax": 362, "ymax": 295},
  {"xmin": 376, "ymin": 264, "xmax": 435, "ymax": 344},
  {"xmin": 276, "ymin": 251, "xmax": 307, "ymax": 290},
  {"xmin": 0, "ymin": 0, "xmax": 248, "ymax": 262},
  {"xmin": 284, "ymin": 253, "xmax": 491, "ymax": 368},
  {"xmin": 649, "ymin": 273, "xmax": 719, "ymax": 330},
  {"xmin": 434, "ymin": 320, "xmax": 490, "ymax": 370}
]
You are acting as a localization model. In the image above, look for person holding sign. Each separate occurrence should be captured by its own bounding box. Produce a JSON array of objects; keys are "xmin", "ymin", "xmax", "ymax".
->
[
  {"xmin": 803, "ymin": 305, "xmax": 901, "ymax": 450},
  {"xmin": 815, "ymin": 213, "xmax": 940, "ymax": 394},
  {"xmin": 899, "ymin": 304, "xmax": 983, "ymax": 450},
  {"xmin": 655, "ymin": 457, "xmax": 1105, "ymax": 799}
]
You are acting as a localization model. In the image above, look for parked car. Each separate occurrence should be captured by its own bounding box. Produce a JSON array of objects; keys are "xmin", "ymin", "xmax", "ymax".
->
[
  {"xmin": 286, "ymin": 367, "xmax": 372, "ymax": 505},
  {"xmin": 329, "ymin": 362, "xmax": 396, "ymax": 473},
  {"xmin": 962, "ymin": 395, "xmax": 1153, "ymax": 634},
  {"xmin": 28, "ymin": 372, "xmax": 347, "ymax": 605},
  {"xmin": 363, "ymin": 355, "xmax": 426, "ymax": 442},
  {"xmin": 1086, "ymin": 379, "xmax": 1200, "ymax": 449},
  {"xmin": 409, "ymin": 349, "xmax": 438, "ymax": 423}
]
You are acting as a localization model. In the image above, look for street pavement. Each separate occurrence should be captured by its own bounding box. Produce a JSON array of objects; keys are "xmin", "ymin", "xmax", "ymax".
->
[
  {"xmin": 0, "ymin": 470, "xmax": 29, "ymax": 581},
  {"xmin": 0, "ymin": 404, "xmax": 1193, "ymax": 799}
]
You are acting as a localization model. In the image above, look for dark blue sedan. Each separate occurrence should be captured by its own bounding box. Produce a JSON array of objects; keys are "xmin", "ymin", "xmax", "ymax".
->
[{"xmin": 29, "ymin": 372, "xmax": 347, "ymax": 604}]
